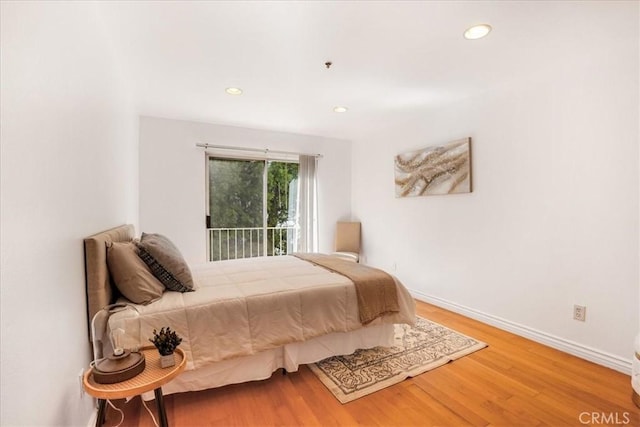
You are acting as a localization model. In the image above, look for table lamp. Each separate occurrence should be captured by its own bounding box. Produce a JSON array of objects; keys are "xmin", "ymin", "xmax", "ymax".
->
[{"xmin": 90, "ymin": 303, "xmax": 145, "ymax": 384}]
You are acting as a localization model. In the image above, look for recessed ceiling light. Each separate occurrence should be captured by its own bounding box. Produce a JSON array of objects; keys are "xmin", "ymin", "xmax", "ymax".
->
[
  {"xmin": 333, "ymin": 106, "xmax": 348, "ymax": 113},
  {"xmin": 463, "ymin": 24, "xmax": 492, "ymax": 40},
  {"xmin": 225, "ymin": 87, "xmax": 243, "ymax": 95}
]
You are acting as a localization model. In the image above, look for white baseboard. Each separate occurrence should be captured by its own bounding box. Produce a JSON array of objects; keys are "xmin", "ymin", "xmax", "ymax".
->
[{"xmin": 412, "ymin": 290, "xmax": 632, "ymax": 375}]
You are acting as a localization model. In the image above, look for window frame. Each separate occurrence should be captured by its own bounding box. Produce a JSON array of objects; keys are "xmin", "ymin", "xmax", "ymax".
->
[{"xmin": 204, "ymin": 150, "xmax": 299, "ymax": 260}]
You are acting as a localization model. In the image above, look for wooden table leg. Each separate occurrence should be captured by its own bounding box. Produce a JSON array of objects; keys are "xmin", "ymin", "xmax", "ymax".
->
[
  {"xmin": 96, "ymin": 399, "xmax": 106, "ymax": 426},
  {"xmin": 154, "ymin": 388, "xmax": 168, "ymax": 427}
]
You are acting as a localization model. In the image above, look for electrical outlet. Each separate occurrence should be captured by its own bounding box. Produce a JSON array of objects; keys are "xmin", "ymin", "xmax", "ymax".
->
[{"xmin": 573, "ymin": 305, "xmax": 586, "ymax": 322}]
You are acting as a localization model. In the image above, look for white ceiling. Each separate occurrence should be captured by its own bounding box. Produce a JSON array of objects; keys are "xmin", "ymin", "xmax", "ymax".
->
[{"xmin": 97, "ymin": 1, "xmax": 621, "ymax": 140}]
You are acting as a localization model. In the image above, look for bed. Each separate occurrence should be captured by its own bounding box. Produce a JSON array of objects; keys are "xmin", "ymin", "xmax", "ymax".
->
[{"xmin": 84, "ymin": 224, "xmax": 415, "ymax": 398}]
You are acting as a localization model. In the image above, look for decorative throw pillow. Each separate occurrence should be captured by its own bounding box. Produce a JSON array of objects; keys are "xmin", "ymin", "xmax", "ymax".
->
[
  {"xmin": 136, "ymin": 233, "xmax": 194, "ymax": 292},
  {"xmin": 106, "ymin": 242, "xmax": 165, "ymax": 304}
]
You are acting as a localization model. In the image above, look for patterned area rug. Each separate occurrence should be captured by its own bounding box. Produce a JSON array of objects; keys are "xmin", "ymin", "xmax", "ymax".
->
[{"xmin": 308, "ymin": 317, "xmax": 487, "ymax": 403}]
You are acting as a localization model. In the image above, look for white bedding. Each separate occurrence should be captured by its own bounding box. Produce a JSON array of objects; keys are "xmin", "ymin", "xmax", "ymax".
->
[
  {"xmin": 114, "ymin": 255, "xmax": 415, "ymax": 372},
  {"xmin": 154, "ymin": 322, "xmax": 396, "ymax": 398}
]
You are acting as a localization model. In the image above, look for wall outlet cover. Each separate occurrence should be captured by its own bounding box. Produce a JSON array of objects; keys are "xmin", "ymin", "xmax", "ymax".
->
[{"xmin": 573, "ymin": 304, "xmax": 586, "ymax": 322}]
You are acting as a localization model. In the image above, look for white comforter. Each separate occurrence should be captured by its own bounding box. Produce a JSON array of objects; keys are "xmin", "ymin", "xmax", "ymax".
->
[{"xmin": 116, "ymin": 255, "xmax": 415, "ymax": 369}]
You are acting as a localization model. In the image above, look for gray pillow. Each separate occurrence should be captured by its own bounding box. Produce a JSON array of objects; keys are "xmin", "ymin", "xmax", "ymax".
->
[
  {"xmin": 136, "ymin": 233, "xmax": 194, "ymax": 292},
  {"xmin": 106, "ymin": 242, "xmax": 165, "ymax": 304}
]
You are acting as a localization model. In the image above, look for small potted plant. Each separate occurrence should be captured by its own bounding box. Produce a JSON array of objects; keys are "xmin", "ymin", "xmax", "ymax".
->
[{"xmin": 149, "ymin": 327, "xmax": 182, "ymax": 368}]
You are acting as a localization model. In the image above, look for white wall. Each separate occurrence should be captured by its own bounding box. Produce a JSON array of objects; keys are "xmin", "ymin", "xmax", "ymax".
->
[
  {"xmin": 352, "ymin": 4, "xmax": 639, "ymax": 370},
  {"xmin": 0, "ymin": 2, "xmax": 138, "ymax": 426},
  {"xmin": 139, "ymin": 116, "xmax": 351, "ymax": 263}
]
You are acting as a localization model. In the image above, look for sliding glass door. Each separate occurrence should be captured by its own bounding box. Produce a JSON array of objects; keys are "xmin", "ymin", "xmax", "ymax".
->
[{"xmin": 207, "ymin": 156, "xmax": 299, "ymax": 261}]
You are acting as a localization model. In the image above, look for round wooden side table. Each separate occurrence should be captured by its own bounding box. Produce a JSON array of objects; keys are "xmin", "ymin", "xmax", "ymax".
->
[{"xmin": 83, "ymin": 347, "xmax": 186, "ymax": 427}]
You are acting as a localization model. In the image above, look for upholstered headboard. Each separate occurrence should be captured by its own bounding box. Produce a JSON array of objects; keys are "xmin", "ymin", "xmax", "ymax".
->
[{"xmin": 84, "ymin": 224, "xmax": 135, "ymax": 338}]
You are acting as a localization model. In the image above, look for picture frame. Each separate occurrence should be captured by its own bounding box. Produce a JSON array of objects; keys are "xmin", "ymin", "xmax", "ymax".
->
[{"xmin": 394, "ymin": 137, "xmax": 472, "ymax": 197}]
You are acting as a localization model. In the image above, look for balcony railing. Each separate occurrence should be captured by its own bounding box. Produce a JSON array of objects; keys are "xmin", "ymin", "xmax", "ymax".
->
[{"xmin": 207, "ymin": 226, "xmax": 299, "ymax": 261}]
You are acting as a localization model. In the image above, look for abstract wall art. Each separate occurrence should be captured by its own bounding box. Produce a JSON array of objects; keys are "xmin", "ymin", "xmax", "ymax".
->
[{"xmin": 394, "ymin": 137, "xmax": 472, "ymax": 197}]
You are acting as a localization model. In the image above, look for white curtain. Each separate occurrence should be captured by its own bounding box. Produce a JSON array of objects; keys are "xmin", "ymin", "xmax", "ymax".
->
[{"xmin": 297, "ymin": 155, "xmax": 318, "ymax": 253}]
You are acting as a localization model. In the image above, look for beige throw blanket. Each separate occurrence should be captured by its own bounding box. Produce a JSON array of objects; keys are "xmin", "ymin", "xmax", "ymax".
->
[{"xmin": 293, "ymin": 253, "xmax": 400, "ymax": 324}]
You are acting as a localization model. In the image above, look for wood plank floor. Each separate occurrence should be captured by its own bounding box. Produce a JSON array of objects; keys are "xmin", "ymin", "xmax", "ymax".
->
[{"xmin": 107, "ymin": 300, "xmax": 639, "ymax": 426}]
